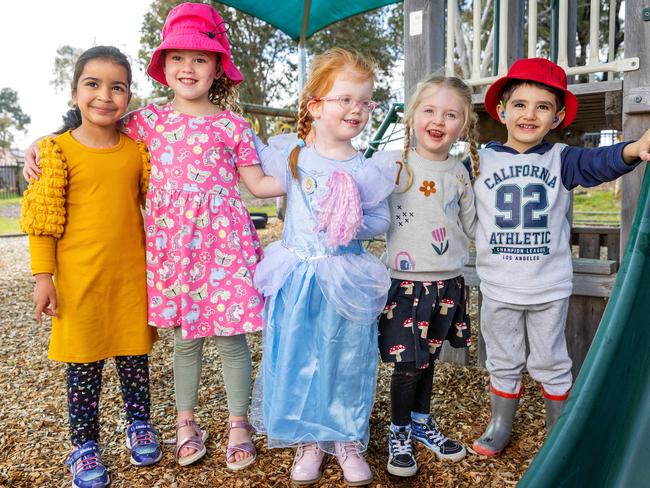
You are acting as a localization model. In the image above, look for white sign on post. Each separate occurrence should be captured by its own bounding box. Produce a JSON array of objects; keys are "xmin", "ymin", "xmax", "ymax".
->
[{"xmin": 409, "ymin": 10, "xmax": 423, "ymax": 36}]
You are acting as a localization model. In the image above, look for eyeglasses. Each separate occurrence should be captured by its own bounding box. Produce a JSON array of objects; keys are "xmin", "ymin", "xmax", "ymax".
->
[{"xmin": 310, "ymin": 96, "xmax": 378, "ymax": 113}]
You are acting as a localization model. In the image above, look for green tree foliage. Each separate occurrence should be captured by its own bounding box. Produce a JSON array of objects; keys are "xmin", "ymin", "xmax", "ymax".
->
[
  {"xmin": 139, "ymin": 1, "xmax": 402, "ymax": 133},
  {"xmin": 0, "ymin": 88, "xmax": 30, "ymax": 149},
  {"xmin": 51, "ymin": 44, "xmax": 144, "ymax": 112},
  {"xmin": 50, "ymin": 45, "xmax": 84, "ymax": 93}
]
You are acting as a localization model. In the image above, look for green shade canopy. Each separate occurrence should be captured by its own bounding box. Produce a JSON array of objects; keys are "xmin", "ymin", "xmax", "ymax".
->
[{"xmin": 217, "ymin": 0, "xmax": 401, "ymax": 42}]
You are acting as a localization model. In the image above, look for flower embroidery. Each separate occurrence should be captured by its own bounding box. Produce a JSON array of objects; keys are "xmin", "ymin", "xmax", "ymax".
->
[
  {"xmin": 419, "ymin": 180, "xmax": 436, "ymax": 196},
  {"xmin": 431, "ymin": 226, "xmax": 449, "ymax": 255}
]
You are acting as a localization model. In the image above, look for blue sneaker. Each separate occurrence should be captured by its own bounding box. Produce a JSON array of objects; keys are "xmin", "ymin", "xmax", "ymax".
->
[
  {"xmin": 126, "ymin": 420, "xmax": 162, "ymax": 466},
  {"xmin": 66, "ymin": 441, "xmax": 110, "ymax": 488},
  {"xmin": 411, "ymin": 416, "xmax": 466, "ymax": 462}
]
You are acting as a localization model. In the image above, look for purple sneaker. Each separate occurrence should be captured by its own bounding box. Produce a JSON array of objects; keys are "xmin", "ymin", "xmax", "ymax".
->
[
  {"xmin": 66, "ymin": 441, "xmax": 110, "ymax": 488},
  {"xmin": 126, "ymin": 420, "xmax": 162, "ymax": 466}
]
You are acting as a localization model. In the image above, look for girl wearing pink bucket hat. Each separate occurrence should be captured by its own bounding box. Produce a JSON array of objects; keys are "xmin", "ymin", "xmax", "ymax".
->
[
  {"xmin": 120, "ymin": 2, "xmax": 284, "ymax": 469},
  {"xmin": 21, "ymin": 2, "xmax": 284, "ymax": 470}
]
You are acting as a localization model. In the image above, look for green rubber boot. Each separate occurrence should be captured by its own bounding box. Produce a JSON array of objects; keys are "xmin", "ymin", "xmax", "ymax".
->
[
  {"xmin": 472, "ymin": 393, "xmax": 519, "ymax": 456},
  {"xmin": 544, "ymin": 398, "xmax": 565, "ymax": 433}
]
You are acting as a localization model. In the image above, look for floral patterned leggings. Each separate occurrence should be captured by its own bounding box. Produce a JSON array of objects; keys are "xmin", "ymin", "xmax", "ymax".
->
[{"xmin": 66, "ymin": 355, "xmax": 151, "ymax": 446}]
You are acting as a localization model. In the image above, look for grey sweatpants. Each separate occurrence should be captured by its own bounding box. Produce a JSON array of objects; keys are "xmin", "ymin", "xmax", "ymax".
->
[
  {"xmin": 173, "ymin": 327, "xmax": 252, "ymax": 415},
  {"xmin": 481, "ymin": 295, "xmax": 572, "ymax": 397}
]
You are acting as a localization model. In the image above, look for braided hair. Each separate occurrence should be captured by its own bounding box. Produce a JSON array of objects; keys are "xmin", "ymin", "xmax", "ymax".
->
[
  {"xmin": 400, "ymin": 75, "xmax": 480, "ymax": 190},
  {"xmin": 288, "ymin": 47, "xmax": 377, "ymax": 179}
]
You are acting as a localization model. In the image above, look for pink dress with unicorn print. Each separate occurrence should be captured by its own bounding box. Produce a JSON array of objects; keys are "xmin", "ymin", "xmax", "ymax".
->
[{"xmin": 122, "ymin": 103, "xmax": 264, "ymax": 339}]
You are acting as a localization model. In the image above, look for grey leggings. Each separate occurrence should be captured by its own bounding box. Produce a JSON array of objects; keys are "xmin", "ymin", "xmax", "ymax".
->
[{"xmin": 174, "ymin": 327, "xmax": 252, "ymax": 416}]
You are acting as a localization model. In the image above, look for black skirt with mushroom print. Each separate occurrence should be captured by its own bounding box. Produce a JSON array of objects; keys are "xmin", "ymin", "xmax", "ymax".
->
[{"xmin": 378, "ymin": 277, "xmax": 471, "ymax": 369}]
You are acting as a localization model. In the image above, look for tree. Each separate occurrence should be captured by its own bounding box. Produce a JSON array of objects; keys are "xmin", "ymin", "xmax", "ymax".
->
[
  {"xmin": 306, "ymin": 4, "xmax": 403, "ymax": 121},
  {"xmin": 139, "ymin": 1, "xmax": 402, "ymax": 135},
  {"xmin": 50, "ymin": 44, "xmax": 144, "ymax": 112},
  {"xmin": 139, "ymin": 0, "xmax": 296, "ymax": 138},
  {"xmin": 51, "ymin": 45, "xmax": 84, "ymax": 93},
  {"xmin": 0, "ymin": 88, "xmax": 30, "ymax": 149}
]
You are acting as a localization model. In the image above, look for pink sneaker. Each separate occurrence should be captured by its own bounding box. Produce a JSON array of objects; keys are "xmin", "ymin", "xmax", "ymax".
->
[
  {"xmin": 334, "ymin": 442, "xmax": 373, "ymax": 486},
  {"xmin": 290, "ymin": 443, "xmax": 325, "ymax": 485}
]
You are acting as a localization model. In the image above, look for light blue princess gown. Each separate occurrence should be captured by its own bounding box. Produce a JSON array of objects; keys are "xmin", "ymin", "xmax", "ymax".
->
[{"xmin": 250, "ymin": 134, "xmax": 396, "ymax": 454}]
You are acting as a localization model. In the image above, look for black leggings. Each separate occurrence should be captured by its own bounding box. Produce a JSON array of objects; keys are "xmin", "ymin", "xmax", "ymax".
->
[
  {"xmin": 66, "ymin": 355, "xmax": 151, "ymax": 446},
  {"xmin": 390, "ymin": 361, "xmax": 436, "ymax": 426}
]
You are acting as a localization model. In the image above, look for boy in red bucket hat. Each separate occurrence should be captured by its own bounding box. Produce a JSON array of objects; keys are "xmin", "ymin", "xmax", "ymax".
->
[{"xmin": 471, "ymin": 58, "xmax": 650, "ymax": 456}]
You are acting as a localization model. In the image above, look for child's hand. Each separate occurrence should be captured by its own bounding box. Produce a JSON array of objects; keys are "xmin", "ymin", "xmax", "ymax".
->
[
  {"xmin": 623, "ymin": 128, "xmax": 650, "ymax": 163},
  {"xmin": 23, "ymin": 139, "xmax": 43, "ymax": 181},
  {"xmin": 33, "ymin": 274, "xmax": 57, "ymax": 324},
  {"xmin": 638, "ymin": 128, "xmax": 650, "ymax": 162}
]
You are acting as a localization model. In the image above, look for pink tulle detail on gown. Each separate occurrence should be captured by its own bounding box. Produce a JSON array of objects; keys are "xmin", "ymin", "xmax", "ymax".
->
[{"xmin": 314, "ymin": 170, "xmax": 362, "ymax": 247}]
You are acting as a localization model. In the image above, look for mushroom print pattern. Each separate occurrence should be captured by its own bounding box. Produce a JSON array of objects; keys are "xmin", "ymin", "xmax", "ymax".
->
[
  {"xmin": 428, "ymin": 339, "xmax": 443, "ymax": 354},
  {"xmin": 400, "ymin": 280, "xmax": 415, "ymax": 295},
  {"xmin": 439, "ymin": 298, "xmax": 455, "ymax": 315},
  {"xmin": 389, "ymin": 345, "xmax": 407, "ymax": 362},
  {"xmin": 418, "ymin": 321, "xmax": 429, "ymax": 338},
  {"xmin": 378, "ymin": 278, "xmax": 471, "ymax": 369},
  {"xmin": 383, "ymin": 302, "xmax": 398, "ymax": 319}
]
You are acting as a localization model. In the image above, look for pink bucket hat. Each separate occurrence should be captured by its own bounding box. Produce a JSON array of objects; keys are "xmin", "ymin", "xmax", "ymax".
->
[{"xmin": 147, "ymin": 2, "xmax": 244, "ymax": 87}]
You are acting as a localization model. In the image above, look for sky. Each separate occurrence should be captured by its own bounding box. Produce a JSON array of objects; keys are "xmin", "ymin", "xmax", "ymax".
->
[{"xmin": 0, "ymin": 0, "xmax": 154, "ymax": 150}]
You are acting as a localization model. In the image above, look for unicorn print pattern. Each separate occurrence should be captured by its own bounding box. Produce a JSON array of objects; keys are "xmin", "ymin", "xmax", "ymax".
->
[{"xmin": 122, "ymin": 104, "xmax": 264, "ymax": 339}]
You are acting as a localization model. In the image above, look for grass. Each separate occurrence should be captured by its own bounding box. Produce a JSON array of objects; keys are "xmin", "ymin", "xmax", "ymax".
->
[
  {"xmin": 0, "ymin": 197, "xmax": 22, "ymax": 235},
  {"xmin": 0, "ymin": 217, "xmax": 20, "ymax": 234},
  {"xmin": 573, "ymin": 189, "xmax": 620, "ymax": 225},
  {"xmin": 247, "ymin": 205, "xmax": 277, "ymax": 217}
]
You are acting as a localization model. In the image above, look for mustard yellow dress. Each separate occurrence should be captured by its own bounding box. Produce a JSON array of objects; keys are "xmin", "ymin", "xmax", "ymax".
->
[{"xmin": 21, "ymin": 131, "xmax": 157, "ymax": 363}]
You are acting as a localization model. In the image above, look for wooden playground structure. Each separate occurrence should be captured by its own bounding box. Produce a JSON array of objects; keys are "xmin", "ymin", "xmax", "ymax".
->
[{"xmin": 396, "ymin": 0, "xmax": 650, "ymax": 382}]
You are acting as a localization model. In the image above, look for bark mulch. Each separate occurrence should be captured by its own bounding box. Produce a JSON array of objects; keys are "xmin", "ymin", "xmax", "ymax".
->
[{"xmin": 0, "ymin": 220, "xmax": 546, "ymax": 487}]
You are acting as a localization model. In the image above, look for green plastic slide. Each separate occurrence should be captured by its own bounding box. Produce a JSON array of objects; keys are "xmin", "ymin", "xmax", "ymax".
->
[{"xmin": 519, "ymin": 168, "xmax": 650, "ymax": 487}]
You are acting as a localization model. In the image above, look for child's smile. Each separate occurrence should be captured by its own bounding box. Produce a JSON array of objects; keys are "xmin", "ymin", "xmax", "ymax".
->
[
  {"xmin": 412, "ymin": 86, "xmax": 467, "ymax": 161},
  {"xmin": 500, "ymin": 84, "xmax": 564, "ymax": 153}
]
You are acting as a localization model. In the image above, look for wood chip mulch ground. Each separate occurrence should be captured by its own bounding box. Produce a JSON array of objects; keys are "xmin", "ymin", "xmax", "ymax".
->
[{"xmin": 0, "ymin": 219, "xmax": 547, "ymax": 487}]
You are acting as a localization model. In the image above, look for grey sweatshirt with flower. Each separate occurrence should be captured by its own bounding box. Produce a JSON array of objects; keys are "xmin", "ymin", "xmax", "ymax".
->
[{"xmin": 384, "ymin": 149, "xmax": 476, "ymax": 282}]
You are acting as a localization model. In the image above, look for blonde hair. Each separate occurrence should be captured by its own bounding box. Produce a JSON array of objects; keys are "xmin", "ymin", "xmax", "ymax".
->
[
  {"xmin": 288, "ymin": 47, "xmax": 377, "ymax": 179},
  {"xmin": 400, "ymin": 75, "xmax": 480, "ymax": 191}
]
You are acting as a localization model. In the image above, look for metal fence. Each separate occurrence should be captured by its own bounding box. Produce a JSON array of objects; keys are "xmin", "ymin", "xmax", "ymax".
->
[{"xmin": 0, "ymin": 164, "xmax": 24, "ymax": 199}]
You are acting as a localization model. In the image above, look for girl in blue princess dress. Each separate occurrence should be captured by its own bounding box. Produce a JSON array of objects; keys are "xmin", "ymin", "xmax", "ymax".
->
[{"xmin": 250, "ymin": 48, "xmax": 396, "ymax": 486}]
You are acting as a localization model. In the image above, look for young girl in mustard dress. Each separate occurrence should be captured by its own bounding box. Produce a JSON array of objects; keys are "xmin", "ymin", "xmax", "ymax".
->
[{"xmin": 21, "ymin": 46, "xmax": 159, "ymax": 488}]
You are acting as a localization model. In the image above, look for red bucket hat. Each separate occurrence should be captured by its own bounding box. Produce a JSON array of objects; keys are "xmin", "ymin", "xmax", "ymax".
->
[
  {"xmin": 147, "ymin": 2, "xmax": 244, "ymax": 87},
  {"xmin": 484, "ymin": 58, "xmax": 578, "ymax": 129}
]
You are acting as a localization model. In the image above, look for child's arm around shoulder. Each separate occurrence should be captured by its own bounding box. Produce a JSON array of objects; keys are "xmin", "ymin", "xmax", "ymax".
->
[
  {"xmin": 457, "ymin": 163, "xmax": 477, "ymax": 239},
  {"xmin": 236, "ymin": 129, "xmax": 286, "ymax": 199},
  {"xmin": 353, "ymin": 150, "xmax": 400, "ymax": 239}
]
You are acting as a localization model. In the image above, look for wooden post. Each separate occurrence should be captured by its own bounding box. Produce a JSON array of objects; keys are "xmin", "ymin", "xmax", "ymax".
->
[
  {"xmin": 621, "ymin": 0, "xmax": 649, "ymax": 253},
  {"xmin": 504, "ymin": 0, "xmax": 524, "ymax": 67},
  {"xmin": 403, "ymin": 0, "xmax": 445, "ymax": 100}
]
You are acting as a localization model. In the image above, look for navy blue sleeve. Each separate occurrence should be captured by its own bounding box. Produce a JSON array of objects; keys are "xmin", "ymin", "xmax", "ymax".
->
[
  {"xmin": 461, "ymin": 156, "xmax": 473, "ymax": 178},
  {"xmin": 560, "ymin": 142, "xmax": 641, "ymax": 190}
]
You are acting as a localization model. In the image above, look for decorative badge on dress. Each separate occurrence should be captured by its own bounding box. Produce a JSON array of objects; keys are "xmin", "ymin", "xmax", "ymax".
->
[{"xmin": 302, "ymin": 176, "xmax": 317, "ymax": 194}]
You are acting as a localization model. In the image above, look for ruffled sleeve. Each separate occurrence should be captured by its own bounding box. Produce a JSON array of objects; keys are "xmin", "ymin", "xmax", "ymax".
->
[
  {"xmin": 19, "ymin": 137, "xmax": 67, "ymax": 238},
  {"xmin": 254, "ymin": 133, "xmax": 297, "ymax": 192},
  {"xmin": 354, "ymin": 149, "xmax": 399, "ymax": 208},
  {"xmin": 135, "ymin": 140, "xmax": 151, "ymax": 207}
]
